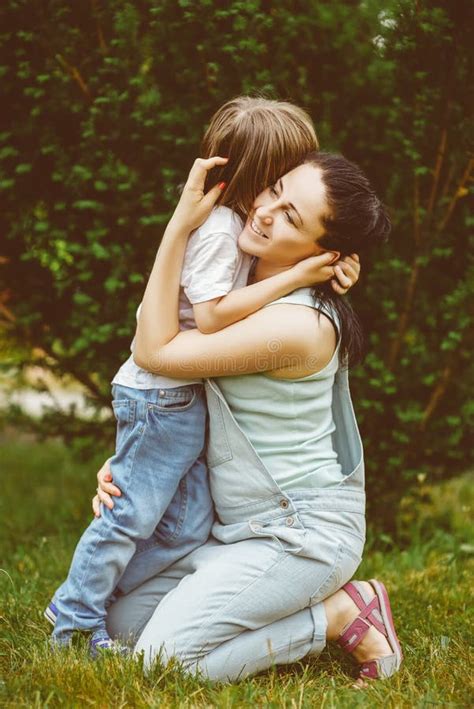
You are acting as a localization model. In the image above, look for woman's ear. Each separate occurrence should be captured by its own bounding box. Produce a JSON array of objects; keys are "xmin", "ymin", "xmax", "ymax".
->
[{"xmin": 327, "ymin": 251, "xmax": 341, "ymax": 264}]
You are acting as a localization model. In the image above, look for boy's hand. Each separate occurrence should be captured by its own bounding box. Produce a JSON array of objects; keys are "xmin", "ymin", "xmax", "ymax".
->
[
  {"xmin": 170, "ymin": 157, "xmax": 228, "ymax": 234},
  {"xmin": 293, "ymin": 252, "xmax": 361, "ymax": 294},
  {"xmin": 331, "ymin": 254, "xmax": 360, "ymax": 295},
  {"xmin": 293, "ymin": 252, "xmax": 337, "ymax": 288}
]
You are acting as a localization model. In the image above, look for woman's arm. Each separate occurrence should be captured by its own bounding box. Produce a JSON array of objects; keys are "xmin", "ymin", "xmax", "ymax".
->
[{"xmin": 135, "ymin": 302, "xmax": 336, "ymax": 379}]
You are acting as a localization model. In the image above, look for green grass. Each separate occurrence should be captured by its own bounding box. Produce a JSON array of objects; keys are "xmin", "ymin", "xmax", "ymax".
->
[{"xmin": 1, "ymin": 436, "xmax": 473, "ymax": 707}]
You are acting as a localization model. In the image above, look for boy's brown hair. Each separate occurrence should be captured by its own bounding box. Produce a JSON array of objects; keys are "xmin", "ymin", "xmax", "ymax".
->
[{"xmin": 201, "ymin": 96, "xmax": 318, "ymax": 218}]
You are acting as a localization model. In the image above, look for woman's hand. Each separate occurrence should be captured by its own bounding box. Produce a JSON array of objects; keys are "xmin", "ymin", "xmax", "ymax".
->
[
  {"xmin": 331, "ymin": 254, "xmax": 361, "ymax": 295},
  {"xmin": 170, "ymin": 156, "xmax": 228, "ymax": 234},
  {"xmin": 92, "ymin": 458, "xmax": 122, "ymax": 518}
]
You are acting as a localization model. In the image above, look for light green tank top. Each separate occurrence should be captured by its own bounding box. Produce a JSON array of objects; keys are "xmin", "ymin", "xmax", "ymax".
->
[{"xmin": 216, "ymin": 288, "xmax": 344, "ymax": 490}]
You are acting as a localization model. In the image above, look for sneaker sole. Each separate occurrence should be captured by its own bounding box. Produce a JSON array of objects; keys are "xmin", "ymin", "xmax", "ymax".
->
[
  {"xmin": 44, "ymin": 605, "xmax": 57, "ymax": 627},
  {"xmin": 89, "ymin": 640, "xmax": 130, "ymax": 659}
]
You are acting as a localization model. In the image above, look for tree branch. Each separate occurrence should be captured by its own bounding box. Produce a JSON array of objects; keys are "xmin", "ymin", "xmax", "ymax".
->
[
  {"xmin": 90, "ymin": 0, "xmax": 107, "ymax": 53},
  {"xmin": 419, "ymin": 356, "xmax": 455, "ymax": 432},
  {"xmin": 426, "ymin": 120, "xmax": 449, "ymax": 222},
  {"xmin": 436, "ymin": 156, "xmax": 473, "ymax": 233},
  {"xmin": 38, "ymin": 343, "xmax": 110, "ymax": 409},
  {"xmin": 387, "ymin": 257, "xmax": 420, "ymax": 371},
  {"xmin": 438, "ymin": 160, "xmax": 456, "ymax": 206},
  {"xmin": 386, "ymin": 173, "xmax": 422, "ymax": 370},
  {"xmin": 55, "ymin": 54, "xmax": 91, "ymax": 100},
  {"xmin": 0, "ymin": 300, "xmax": 15, "ymax": 324},
  {"xmin": 387, "ymin": 155, "xmax": 472, "ymax": 371}
]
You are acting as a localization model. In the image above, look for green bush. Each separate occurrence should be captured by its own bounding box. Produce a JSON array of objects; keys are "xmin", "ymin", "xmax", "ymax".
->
[{"xmin": 1, "ymin": 0, "xmax": 472, "ymax": 531}]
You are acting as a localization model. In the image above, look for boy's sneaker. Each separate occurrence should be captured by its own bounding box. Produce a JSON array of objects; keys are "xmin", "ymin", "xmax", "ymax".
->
[
  {"xmin": 89, "ymin": 630, "xmax": 130, "ymax": 659},
  {"xmin": 44, "ymin": 601, "xmax": 58, "ymax": 627}
]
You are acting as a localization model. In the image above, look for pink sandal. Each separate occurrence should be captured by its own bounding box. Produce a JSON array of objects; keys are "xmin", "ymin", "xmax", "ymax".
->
[{"xmin": 337, "ymin": 579, "xmax": 403, "ymax": 680}]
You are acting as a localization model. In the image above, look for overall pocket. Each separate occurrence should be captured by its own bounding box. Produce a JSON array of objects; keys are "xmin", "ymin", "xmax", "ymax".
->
[{"xmin": 206, "ymin": 397, "xmax": 233, "ymax": 467}]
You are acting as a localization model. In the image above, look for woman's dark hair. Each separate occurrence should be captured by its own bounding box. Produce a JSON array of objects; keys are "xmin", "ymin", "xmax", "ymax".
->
[{"xmin": 304, "ymin": 151, "xmax": 391, "ymax": 367}]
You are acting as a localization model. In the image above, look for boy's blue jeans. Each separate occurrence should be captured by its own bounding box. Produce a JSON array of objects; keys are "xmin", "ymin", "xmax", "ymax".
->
[{"xmin": 52, "ymin": 383, "xmax": 213, "ymax": 641}]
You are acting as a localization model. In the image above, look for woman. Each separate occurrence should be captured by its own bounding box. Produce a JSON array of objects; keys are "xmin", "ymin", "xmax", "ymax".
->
[{"xmin": 95, "ymin": 153, "xmax": 402, "ymax": 686}]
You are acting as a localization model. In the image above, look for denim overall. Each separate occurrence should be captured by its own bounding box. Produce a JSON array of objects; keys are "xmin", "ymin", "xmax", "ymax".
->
[
  {"xmin": 108, "ymin": 297, "xmax": 366, "ymax": 682},
  {"xmin": 204, "ymin": 362, "xmax": 365, "ymax": 552}
]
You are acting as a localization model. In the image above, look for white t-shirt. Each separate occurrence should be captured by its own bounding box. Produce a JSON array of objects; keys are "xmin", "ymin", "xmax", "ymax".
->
[{"xmin": 112, "ymin": 207, "xmax": 252, "ymax": 390}]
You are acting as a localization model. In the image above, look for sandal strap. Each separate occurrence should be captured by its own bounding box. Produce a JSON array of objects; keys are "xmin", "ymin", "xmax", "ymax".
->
[
  {"xmin": 360, "ymin": 659, "xmax": 380, "ymax": 679},
  {"xmin": 337, "ymin": 615, "xmax": 372, "ymax": 652},
  {"xmin": 358, "ymin": 597, "xmax": 387, "ymax": 636},
  {"xmin": 341, "ymin": 582, "xmax": 387, "ymax": 636},
  {"xmin": 360, "ymin": 654, "xmax": 399, "ymax": 680},
  {"xmin": 342, "ymin": 581, "xmax": 368, "ymax": 611}
]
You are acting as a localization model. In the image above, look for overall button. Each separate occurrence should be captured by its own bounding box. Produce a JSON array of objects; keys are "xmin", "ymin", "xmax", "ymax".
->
[
  {"xmin": 280, "ymin": 499, "xmax": 289, "ymax": 510},
  {"xmin": 286, "ymin": 516, "xmax": 294, "ymax": 527}
]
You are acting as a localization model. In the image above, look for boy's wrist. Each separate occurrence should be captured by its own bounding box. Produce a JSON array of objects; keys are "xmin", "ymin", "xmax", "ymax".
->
[
  {"xmin": 165, "ymin": 215, "xmax": 192, "ymax": 240},
  {"xmin": 292, "ymin": 260, "xmax": 334, "ymax": 289},
  {"xmin": 291, "ymin": 262, "xmax": 317, "ymax": 289}
]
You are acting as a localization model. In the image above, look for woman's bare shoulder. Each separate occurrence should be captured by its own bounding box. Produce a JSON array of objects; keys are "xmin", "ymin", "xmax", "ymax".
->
[{"xmin": 260, "ymin": 303, "xmax": 337, "ymax": 378}]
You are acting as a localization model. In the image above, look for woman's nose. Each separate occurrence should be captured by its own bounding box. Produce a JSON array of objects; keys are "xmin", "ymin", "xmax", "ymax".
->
[{"xmin": 255, "ymin": 206, "xmax": 273, "ymax": 224}]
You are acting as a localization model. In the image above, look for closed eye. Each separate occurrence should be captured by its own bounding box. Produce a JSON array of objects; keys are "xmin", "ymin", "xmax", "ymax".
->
[{"xmin": 270, "ymin": 184, "xmax": 295, "ymax": 225}]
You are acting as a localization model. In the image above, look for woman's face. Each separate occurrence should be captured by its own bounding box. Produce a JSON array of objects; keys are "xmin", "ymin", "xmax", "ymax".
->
[{"xmin": 238, "ymin": 163, "xmax": 330, "ymax": 266}]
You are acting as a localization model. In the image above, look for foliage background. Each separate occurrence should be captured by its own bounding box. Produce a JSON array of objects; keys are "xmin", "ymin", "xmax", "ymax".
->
[{"xmin": 1, "ymin": 0, "xmax": 473, "ymax": 534}]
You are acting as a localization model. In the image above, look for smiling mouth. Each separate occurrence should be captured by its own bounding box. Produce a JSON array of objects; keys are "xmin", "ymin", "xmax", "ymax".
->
[{"xmin": 250, "ymin": 219, "xmax": 269, "ymax": 239}]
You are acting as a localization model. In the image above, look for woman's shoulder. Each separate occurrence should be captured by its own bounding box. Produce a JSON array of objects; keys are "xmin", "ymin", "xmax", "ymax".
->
[
  {"xmin": 266, "ymin": 288, "xmax": 339, "ymax": 325},
  {"xmin": 256, "ymin": 296, "xmax": 338, "ymax": 378},
  {"xmin": 260, "ymin": 293, "xmax": 336, "ymax": 343}
]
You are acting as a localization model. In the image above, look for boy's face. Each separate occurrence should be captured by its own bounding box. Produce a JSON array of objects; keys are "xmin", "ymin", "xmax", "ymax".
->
[{"xmin": 238, "ymin": 164, "xmax": 329, "ymax": 266}]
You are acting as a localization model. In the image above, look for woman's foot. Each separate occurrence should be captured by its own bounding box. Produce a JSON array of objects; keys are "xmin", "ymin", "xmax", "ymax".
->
[{"xmin": 324, "ymin": 580, "xmax": 402, "ymax": 688}]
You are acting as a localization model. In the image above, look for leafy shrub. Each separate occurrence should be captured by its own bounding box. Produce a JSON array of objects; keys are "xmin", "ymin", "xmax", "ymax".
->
[{"xmin": 1, "ymin": 0, "xmax": 472, "ymax": 531}]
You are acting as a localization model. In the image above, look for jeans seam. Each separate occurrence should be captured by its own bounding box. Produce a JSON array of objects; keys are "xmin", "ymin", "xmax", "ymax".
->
[
  {"xmin": 157, "ymin": 476, "xmax": 189, "ymax": 543},
  {"xmin": 111, "ymin": 420, "xmax": 149, "ymax": 524},
  {"xmin": 70, "ymin": 519, "xmax": 109, "ymax": 632},
  {"xmin": 166, "ymin": 478, "xmax": 188, "ymax": 541},
  {"xmin": 71, "ymin": 423, "xmax": 147, "ymax": 629},
  {"xmin": 112, "ymin": 398, "xmax": 136, "ymax": 427}
]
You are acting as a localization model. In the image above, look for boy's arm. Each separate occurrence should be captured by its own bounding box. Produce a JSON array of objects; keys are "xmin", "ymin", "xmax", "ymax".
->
[
  {"xmin": 193, "ymin": 252, "xmax": 361, "ymax": 334},
  {"xmin": 193, "ymin": 260, "xmax": 333, "ymax": 334}
]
